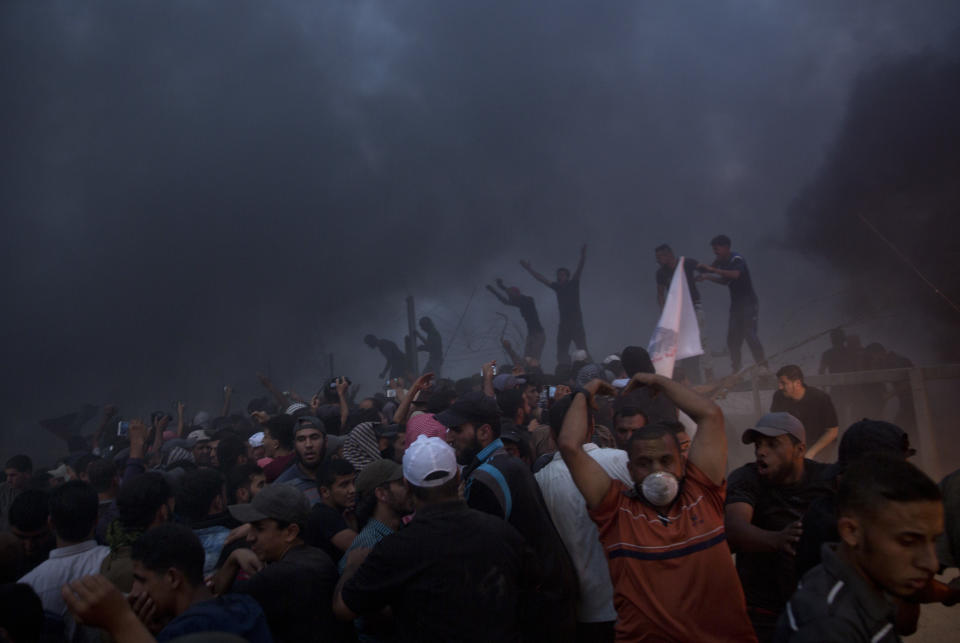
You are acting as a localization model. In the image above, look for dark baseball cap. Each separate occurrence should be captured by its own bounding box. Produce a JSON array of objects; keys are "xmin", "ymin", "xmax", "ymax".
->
[
  {"xmin": 229, "ymin": 483, "xmax": 310, "ymax": 525},
  {"xmin": 835, "ymin": 418, "xmax": 914, "ymax": 469},
  {"xmin": 356, "ymin": 459, "xmax": 403, "ymax": 498},
  {"xmin": 742, "ymin": 412, "xmax": 805, "ymax": 445},
  {"xmin": 435, "ymin": 391, "xmax": 500, "ymax": 429},
  {"xmin": 293, "ymin": 416, "xmax": 326, "ymax": 435}
]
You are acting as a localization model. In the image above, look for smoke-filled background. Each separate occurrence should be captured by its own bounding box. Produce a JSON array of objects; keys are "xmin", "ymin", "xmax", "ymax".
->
[{"xmin": 3, "ymin": 2, "xmax": 960, "ymax": 463}]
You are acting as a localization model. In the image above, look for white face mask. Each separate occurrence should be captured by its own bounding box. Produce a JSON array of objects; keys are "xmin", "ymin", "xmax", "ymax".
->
[{"xmin": 641, "ymin": 471, "xmax": 679, "ymax": 506}]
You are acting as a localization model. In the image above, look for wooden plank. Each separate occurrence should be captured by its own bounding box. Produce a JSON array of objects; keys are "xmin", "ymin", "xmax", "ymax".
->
[
  {"xmin": 909, "ymin": 368, "xmax": 938, "ymax": 478},
  {"xmin": 751, "ymin": 372, "xmax": 762, "ymax": 419},
  {"xmin": 726, "ymin": 364, "xmax": 960, "ymax": 392}
]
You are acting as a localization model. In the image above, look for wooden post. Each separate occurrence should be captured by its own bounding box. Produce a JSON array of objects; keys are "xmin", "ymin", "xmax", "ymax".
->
[
  {"xmin": 751, "ymin": 371, "xmax": 762, "ymax": 419},
  {"xmin": 908, "ymin": 368, "xmax": 938, "ymax": 478},
  {"xmin": 406, "ymin": 296, "xmax": 419, "ymax": 376}
]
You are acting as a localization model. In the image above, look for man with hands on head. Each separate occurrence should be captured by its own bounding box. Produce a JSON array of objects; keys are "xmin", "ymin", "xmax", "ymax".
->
[{"xmin": 558, "ymin": 372, "xmax": 756, "ymax": 642}]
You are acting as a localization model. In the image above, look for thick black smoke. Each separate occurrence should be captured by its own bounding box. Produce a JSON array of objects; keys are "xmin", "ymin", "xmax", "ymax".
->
[{"xmin": 785, "ymin": 50, "xmax": 960, "ymax": 358}]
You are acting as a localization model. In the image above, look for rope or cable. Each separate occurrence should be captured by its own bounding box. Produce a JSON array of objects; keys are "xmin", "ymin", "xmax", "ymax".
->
[
  {"xmin": 443, "ymin": 285, "xmax": 479, "ymax": 361},
  {"xmin": 858, "ymin": 213, "xmax": 960, "ymax": 317}
]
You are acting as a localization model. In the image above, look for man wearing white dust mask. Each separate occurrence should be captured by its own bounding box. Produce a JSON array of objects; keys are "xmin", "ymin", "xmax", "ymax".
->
[{"xmin": 558, "ymin": 372, "xmax": 757, "ymax": 643}]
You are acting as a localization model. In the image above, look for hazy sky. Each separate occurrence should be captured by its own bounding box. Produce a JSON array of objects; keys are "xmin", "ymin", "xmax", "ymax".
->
[{"xmin": 3, "ymin": 2, "xmax": 959, "ymax": 455}]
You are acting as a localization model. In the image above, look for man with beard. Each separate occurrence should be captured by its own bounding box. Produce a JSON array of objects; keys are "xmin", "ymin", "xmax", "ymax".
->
[
  {"xmin": 725, "ymin": 412, "xmax": 834, "ymax": 642},
  {"xmin": 776, "ymin": 454, "xmax": 944, "ymax": 642},
  {"xmin": 214, "ymin": 484, "xmax": 340, "ymax": 643},
  {"xmin": 438, "ymin": 391, "xmax": 579, "ymax": 642},
  {"xmin": 559, "ymin": 372, "xmax": 756, "ymax": 642},
  {"xmin": 274, "ymin": 416, "xmax": 326, "ymax": 505}
]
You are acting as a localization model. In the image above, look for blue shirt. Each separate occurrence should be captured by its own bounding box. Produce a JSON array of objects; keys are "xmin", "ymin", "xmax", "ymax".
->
[
  {"xmin": 712, "ymin": 252, "xmax": 758, "ymax": 308},
  {"xmin": 274, "ymin": 463, "xmax": 321, "ymax": 505},
  {"xmin": 157, "ymin": 594, "xmax": 273, "ymax": 642},
  {"xmin": 339, "ymin": 518, "xmax": 395, "ymax": 573}
]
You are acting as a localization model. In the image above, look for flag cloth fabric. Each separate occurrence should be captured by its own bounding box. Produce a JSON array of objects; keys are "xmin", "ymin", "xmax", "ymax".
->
[{"xmin": 648, "ymin": 257, "xmax": 703, "ymax": 377}]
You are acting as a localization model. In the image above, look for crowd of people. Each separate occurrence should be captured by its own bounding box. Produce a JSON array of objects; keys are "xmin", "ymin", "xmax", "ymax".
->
[{"xmin": 0, "ymin": 235, "xmax": 957, "ymax": 642}]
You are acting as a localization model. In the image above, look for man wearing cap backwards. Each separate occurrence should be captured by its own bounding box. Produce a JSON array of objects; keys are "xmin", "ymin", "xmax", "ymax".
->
[
  {"xmin": 776, "ymin": 454, "xmax": 945, "ymax": 642},
  {"xmin": 334, "ymin": 436, "xmax": 540, "ymax": 642},
  {"xmin": 559, "ymin": 372, "xmax": 757, "ymax": 642},
  {"xmin": 437, "ymin": 390, "xmax": 579, "ymax": 641},
  {"xmin": 187, "ymin": 429, "xmax": 214, "ymax": 466},
  {"xmin": 213, "ymin": 483, "xmax": 340, "ymax": 643},
  {"xmin": 273, "ymin": 416, "xmax": 326, "ymax": 505},
  {"xmin": 725, "ymin": 412, "xmax": 834, "ymax": 642}
]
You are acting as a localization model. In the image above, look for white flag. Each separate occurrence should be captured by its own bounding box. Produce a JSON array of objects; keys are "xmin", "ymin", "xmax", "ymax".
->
[{"xmin": 648, "ymin": 257, "xmax": 703, "ymax": 377}]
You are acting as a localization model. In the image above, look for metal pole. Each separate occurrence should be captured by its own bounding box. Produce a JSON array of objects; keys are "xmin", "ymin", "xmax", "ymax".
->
[
  {"xmin": 908, "ymin": 368, "xmax": 938, "ymax": 479},
  {"xmin": 406, "ymin": 296, "xmax": 419, "ymax": 376}
]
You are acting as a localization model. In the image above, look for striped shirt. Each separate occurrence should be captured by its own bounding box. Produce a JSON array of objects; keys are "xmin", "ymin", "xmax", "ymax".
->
[{"xmin": 339, "ymin": 518, "xmax": 394, "ymax": 573}]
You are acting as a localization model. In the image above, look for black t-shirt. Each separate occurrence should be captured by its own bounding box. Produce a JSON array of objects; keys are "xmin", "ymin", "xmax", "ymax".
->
[
  {"xmin": 378, "ymin": 339, "xmax": 407, "ymax": 377},
  {"xmin": 726, "ymin": 460, "xmax": 835, "ymax": 611},
  {"xmin": 549, "ymin": 278, "xmax": 583, "ymax": 326},
  {"xmin": 655, "ymin": 257, "xmax": 701, "ymax": 304},
  {"xmin": 233, "ymin": 544, "xmax": 341, "ymax": 643},
  {"xmin": 341, "ymin": 501, "xmax": 540, "ymax": 643},
  {"xmin": 770, "ymin": 386, "xmax": 839, "ymax": 446},
  {"xmin": 711, "ymin": 252, "xmax": 758, "ymax": 308},
  {"xmin": 513, "ymin": 295, "xmax": 543, "ymax": 333},
  {"xmin": 419, "ymin": 328, "xmax": 443, "ymax": 361},
  {"xmin": 303, "ymin": 503, "xmax": 349, "ymax": 564}
]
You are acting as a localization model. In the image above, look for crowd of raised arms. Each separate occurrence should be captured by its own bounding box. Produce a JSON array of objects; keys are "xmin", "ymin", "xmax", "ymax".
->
[{"xmin": 1, "ymin": 235, "xmax": 957, "ymax": 643}]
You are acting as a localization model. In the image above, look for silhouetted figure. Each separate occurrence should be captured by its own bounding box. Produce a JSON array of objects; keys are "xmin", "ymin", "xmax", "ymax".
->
[
  {"xmin": 697, "ymin": 235, "xmax": 765, "ymax": 373},
  {"xmin": 415, "ymin": 316, "xmax": 443, "ymax": 377},
  {"xmin": 520, "ymin": 244, "xmax": 588, "ymax": 365},
  {"xmin": 487, "ymin": 279, "xmax": 546, "ymax": 361},
  {"xmin": 364, "ymin": 334, "xmax": 406, "ymax": 380}
]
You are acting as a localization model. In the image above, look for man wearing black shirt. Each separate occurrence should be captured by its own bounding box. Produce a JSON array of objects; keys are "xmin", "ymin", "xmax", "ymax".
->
[
  {"xmin": 334, "ymin": 436, "xmax": 540, "ymax": 643},
  {"xmin": 438, "ymin": 391, "xmax": 578, "ymax": 642},
  {"xmin": 520, "ymin": 244, "xmax": 588, "ymax": 365},
  {"xmin": 771, "ymin": 365, "xmax": 839, "ymax": 461},
  {"xmin": 725, "ymin": 412, "xmax": 834, "ymax": 642},
  {"xmin": 415, "ymin": 316, "xmax": 444, "ymax": 377},
  {"xmin": 304, "ymin": 459, "xmax": 357, "ymax": 565},
  {"xmin": 655, "ymin": 244, "xmax": 714, "ymax": 382},
  {"xmin": 216, "ymin": 484, "xmax": 341, "ymax": 643},
  {"xmin": 364, "ymin": 334, "xmax": 407, "ymax": 380},
  {"xmin": 487, "ymin": 279, "xmax": 546, "ymax": 362},
  {"xmin": 697, "ymin": 234, "xmax": 766, "ymax": 373}
]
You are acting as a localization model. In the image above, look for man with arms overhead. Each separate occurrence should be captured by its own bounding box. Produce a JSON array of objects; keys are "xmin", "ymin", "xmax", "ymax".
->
[
  {"xmin": 558, "ymin": 372, "xmax": 756, "ymax": 642},
  {"xmin": 520, "ymin": 244, "xmax": 588, "ymax": 365}
]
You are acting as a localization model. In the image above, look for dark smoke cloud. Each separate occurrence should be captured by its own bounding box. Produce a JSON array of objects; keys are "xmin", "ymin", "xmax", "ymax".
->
[
  {"xmin": 2, "ymin": 2, "xmax": 959, "ymax": 456},
  {"xmin": 785, "ymin": 49, "xmax": 960, "ymax": 358}
]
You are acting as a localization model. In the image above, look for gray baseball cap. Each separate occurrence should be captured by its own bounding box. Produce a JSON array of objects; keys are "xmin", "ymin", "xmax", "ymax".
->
[
  {"xmin": 742, "ymin": 412, "xmax": 805, "ymax": 445},
  {"xmin": 229, "ymin": 483, "xmax": 309, "ymax": 525}
]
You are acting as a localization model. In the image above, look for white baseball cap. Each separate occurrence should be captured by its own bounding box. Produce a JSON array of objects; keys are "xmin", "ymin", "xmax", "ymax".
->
[
  {"xmin": 402, "ymin": 435, "xmax": 457, "ymax": 487},
  {"xmin": 248, "ymin": 432, "xmax": 265, "ymax": 448}
]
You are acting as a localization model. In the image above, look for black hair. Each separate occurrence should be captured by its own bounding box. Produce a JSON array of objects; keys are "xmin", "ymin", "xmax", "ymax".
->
[
  {"xmin": 175, "ymin": 468, "xmax": 225, "ymax": 524},
  {"xmin": 620, "ymin": 346, "xmax": 655, "ymax": 377},
  {"xmin": 4, "ymin": 455, "xmax": 31, "ymax": 473},
  {"xmin": 86, "ymin": 458, "xmax": 117, "ymax": 493},
  {"xmin": 49, "ymin": 480, "xmax": 99, "ymax": 543},
  {"xmin": 626, "ymin": 423, "xmax": 683, "ymax": 456},
  {"xmin": 317, "ymin": 459, "xmax": 355, "ymax": 490},
  {"xmin": 364, "ymin": 334, "xmax": 378, "ymax": 347},
  {"xmin": 0, "ymin": 583, "xmax": 44, "ymax": 643},
  {"xmin": 426, "ymin": 387, "xmax": 457, "ymax": 414},
  {"xmin": 264, "ymin": 415, "xmax": 295, "ymax": 451},
  {"xmin": 776, "ymin": 364, "xmax": 804, "ymax": 383},
  {"xmin": 131, "ymin": 523, "xmax": 205, "ymax": 587},
  {"xmin": 839, "ymin": 453, "xmax": 941, "ymax": 519},
  {"xmin": 117, "ymin": 473, "xmax": 172, "ymax": 532},
  {"xmin": 613, "ymin": 405, "xmax": 648, "ymax": 423},
  {"xmin": 73, "ymin": 454, "xmax": 100, "ymax": 479},
  {"xmin": 9, "ymin": 489, "xmax": 49, "ymax": 532},
  {"xmin": 354, "ymin": 491, "xmax": 379, "ymax": 530},
  {"xmin": 409, "ymin": 475, "xmax": 459, "ymax": 502},
  {"xmin": 654, "ymin": 244, "xmax": 672, "ymax": 253},
  {"xmin": 710, "ymin": 234, "xmax": 731, "ymax": 247},
  {"xmin": 216, "ymin": 434, "xmax": 248, "ymax": 472},
  {"xmin": 226, "ymin": 463, "xmax": 263, "ymax": 504},
  {"xmin": 497, "ymin": 389, "xmax": 526, "ymax": 423},
  {"xmin": 247, "ymin": 396, "xmax": 278, "ymax": 416}
]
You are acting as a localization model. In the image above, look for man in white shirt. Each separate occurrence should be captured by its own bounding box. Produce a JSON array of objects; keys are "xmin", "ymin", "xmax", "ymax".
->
[
  {"xmin": 19, "ymin": 480, "xmax": 109, "ymax": 643},
  {"xmin": 535, "ymin": 387, "xmax": 633, "ymax": 642}
]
